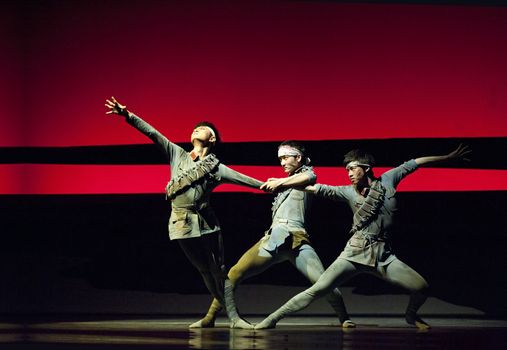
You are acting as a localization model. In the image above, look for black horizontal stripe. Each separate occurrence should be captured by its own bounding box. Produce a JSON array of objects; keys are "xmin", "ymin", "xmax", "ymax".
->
[{"xmin": 1, "ymin": 137, "xmax": 505, "ymax": 169}]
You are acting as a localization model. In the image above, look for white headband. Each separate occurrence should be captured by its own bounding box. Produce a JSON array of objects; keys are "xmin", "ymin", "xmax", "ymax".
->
[
  {"xmin": 278, "ymin": 145, "xmax": 311, "ymax": 165},
  {"xmin": 278, "ymin": 145, "xmax": 302, "ymax": 158},
  {"xmin": 345, "ymin": 161, "xmax": 371, "ymax": 170},
  {"xmin": 203, "ymin": 126, "xmax": 216, "ymax": 139}
]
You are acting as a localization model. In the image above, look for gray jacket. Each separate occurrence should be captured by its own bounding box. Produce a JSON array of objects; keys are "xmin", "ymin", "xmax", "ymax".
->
[
  {"xmin": 126, "ymin": 114, "xmax": 263, "ymax": 240},
  {"xmin": 261, "ymin": 165, "xmax": 316, "ymax": 252},
  {"xmin": 315, "ymin": 160, "xmax": 419, "ymax": 266}
]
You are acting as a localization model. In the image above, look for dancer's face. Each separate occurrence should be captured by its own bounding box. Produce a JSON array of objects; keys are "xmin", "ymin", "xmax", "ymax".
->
[
  {"xmin": 346, "ymin": 164, "xmax": 368, "ymax": 186},
  {"xmin": 279, "ymin": 155, "xmax": 302, "ymax": 175},
  {"xmin": 191, "ymin": 126, "xmax": 216, "ymax": 145}
]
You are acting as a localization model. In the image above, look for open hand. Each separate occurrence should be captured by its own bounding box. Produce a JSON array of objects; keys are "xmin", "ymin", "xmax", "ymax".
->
[
  {"xmin": 105, "ymin": 96, "xmax": 129, "ymax": 117},
  {"xmin": 447, "ymin": 144, "xmax": 472, "ymax": 162}
]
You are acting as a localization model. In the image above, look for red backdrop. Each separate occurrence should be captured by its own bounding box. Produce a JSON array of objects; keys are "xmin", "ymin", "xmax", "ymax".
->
[{"xmin": 1, "ymin": 1, "xmax": 506, "ymax": 193}]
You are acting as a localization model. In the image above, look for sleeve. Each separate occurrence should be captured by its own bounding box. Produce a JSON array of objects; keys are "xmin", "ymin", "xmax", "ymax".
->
[
  {"xmin": 125, "ymin": 113, "xmax": 185, "ymax": 162},
  {"xmin": 303, "ymin": 167, "xmax": 317, "ymax": 185},
  {"xmin": 217, "ymin": 164, "xmax": 263, "ymax": 189},
  {"xmin": 314, "ymin": 184, "xmax": 350, "ymax": 202},
  {"xmin": 381, "ymin": 159, "xmax": 419, "ymax": 189}
]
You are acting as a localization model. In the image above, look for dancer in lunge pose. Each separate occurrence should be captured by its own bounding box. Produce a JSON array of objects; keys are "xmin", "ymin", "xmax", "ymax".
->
[
  {"xmin": 190, "ymin": 141, "xmax": 354, "ymax": 329},
  {"xmin": 255, "ymin": 145, "xmax": 470, "ymax": 330},
  {"xmin": 105, "ymin": 97, "xmax": 263, "ymax": 329}
]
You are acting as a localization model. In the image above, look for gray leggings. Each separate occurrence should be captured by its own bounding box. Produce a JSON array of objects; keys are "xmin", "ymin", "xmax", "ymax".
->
[
  {"xmin": 235, "ymin": 242, "xmax": 349, "ymax": 322},
  {"xmin": 232, "ymin": 241, "xmax": 338, "ymax": 287},
  {"xmin": 178, "ymin": 231, "xmax": 226, "ymax": 304},
  {"xmin": 200, "ymin": 240, "xmax": 350, "ymax": 323},
  {"xmin": 268, "ymin": 257, "xmax": 428, "ymax": 322}
]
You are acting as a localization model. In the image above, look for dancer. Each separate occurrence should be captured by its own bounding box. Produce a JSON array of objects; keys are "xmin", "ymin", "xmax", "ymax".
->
[
  {"xmin": 190, "ymin": 141, "xmax": 354, "ymax": 329},
  {"xmin": 255, "ymin": 145, "xmax": 471, "ymax": 330},
  {"xmin": 105, "ymin": 97, "xmax": 263, "ymax": 329}
]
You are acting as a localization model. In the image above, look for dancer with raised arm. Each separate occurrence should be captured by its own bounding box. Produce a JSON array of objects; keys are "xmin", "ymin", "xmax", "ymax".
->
[
  {"xmin": 255, "ymin": 145, "xmax": 470, "ymax": 330},
  {"xmin": 190, "ymin": 141, "xmax": 354, "ymax": 329},
  {"xmin": 105, "ymin": 97, "xmax": 263, "ymax": 329}
]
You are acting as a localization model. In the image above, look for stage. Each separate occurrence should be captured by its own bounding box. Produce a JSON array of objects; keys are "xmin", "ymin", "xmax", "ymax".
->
[{"xmin": 1, "ymin": 315, "xmax": 506, "ymax": 349}]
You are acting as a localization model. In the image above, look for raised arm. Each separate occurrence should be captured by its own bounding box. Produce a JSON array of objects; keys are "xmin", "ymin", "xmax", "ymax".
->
[
  {"xmin": 260, "ymin": 170, "xmax": 316, "ymax": 192},
  {"xmin": 414, "ymin": 144, "xmax": 471, "ymax": 166},
  {"xmin": 105, "ymin": 96, "xmax": 181, "ymax": 159}
]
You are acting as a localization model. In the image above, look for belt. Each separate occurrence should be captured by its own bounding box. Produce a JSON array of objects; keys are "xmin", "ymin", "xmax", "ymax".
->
[{"xmin": 173, "ymin": 203, "xmax": 209, "ymax": 212}]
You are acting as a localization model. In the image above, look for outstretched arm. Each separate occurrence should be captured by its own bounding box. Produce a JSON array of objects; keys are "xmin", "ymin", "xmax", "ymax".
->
[
  {"xmin": 218, "ymin": 165, "xmax": 264, "ymax": 189},
  {"xmin": 260, "ymin": 171, "xmax": 316, "ymax": 192},
  {"xmin": 105, "ymin": 96, "xmax": 181, "ymax": 159},
  {"xmin": 415, "ymin": 144, "xmax": 471, "ymax": 166}
]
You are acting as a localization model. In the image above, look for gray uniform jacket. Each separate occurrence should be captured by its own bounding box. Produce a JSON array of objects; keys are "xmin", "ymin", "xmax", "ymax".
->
[
  {"xmin": 126, "ymin": 114, "xmax": 263, "ymax": 240},
  {"xmin": 260, "ymin": 166, "xmax": 317, "ymax": 252},
  {"xmin": 314, "ymin": 160, "xmax": 419, "ymax": 266}
]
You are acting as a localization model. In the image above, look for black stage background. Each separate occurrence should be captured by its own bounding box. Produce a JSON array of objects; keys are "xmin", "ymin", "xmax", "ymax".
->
[{"xmin": 1, "ymin": 190, "xmax": 506, "ymax": 317}]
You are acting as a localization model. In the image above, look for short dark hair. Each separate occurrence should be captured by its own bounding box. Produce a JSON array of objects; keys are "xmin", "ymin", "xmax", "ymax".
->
[
  {"xmin": 343, "ymin": 149, "xmax": 376, "ymax": 167},
  {"xmin": 194, "ymin": 121, "xmax": 221, "ymax": 144}
]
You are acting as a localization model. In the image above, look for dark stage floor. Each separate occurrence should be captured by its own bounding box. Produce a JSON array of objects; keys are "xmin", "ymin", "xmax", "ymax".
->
[{"xmin": 1, "ymin": 316, "xmax": 506, "ymax": 349}]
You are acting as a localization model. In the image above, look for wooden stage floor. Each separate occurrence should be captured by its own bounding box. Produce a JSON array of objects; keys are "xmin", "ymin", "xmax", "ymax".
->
[{"xmin": 1, "ymin": 316, "xmax": 506, "ymax": 349}]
